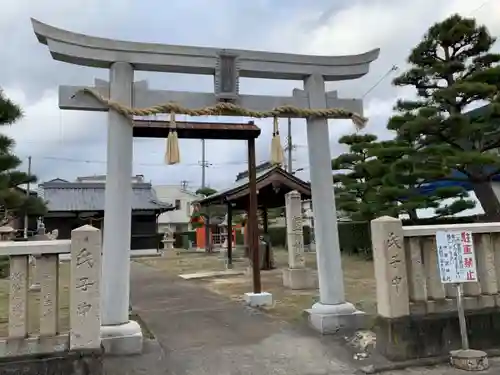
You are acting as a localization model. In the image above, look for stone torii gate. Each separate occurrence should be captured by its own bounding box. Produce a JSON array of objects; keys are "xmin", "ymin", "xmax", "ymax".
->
[{"xmin": 32, "ymin": 18, "xmax": 379, "ymax": 352}]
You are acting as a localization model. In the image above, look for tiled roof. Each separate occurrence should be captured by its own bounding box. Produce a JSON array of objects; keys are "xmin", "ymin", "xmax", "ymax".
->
[
  {"xmin": 39, "ymin": 180, "xmax": 173, "ymax": 212},
  {"xmin": 195, "ymin": 165, "xmax": 311, "ymax": 206}
]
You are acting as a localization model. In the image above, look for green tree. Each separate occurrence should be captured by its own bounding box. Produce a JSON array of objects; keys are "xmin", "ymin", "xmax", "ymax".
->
[
  {"xmin": 371, "ymin": 139, "xmax": 475, "ymax": 222},
  {"xmin": 332, "ymin": 134, "xmax": 389, "ymax": 221},
  {"xmin": 332, "ymin": 133, "xmax": 474, "ymax": 222},
  {"xmin": 0, "ymin": 89, "xmax": 46, "ymax": 225},
  {"xmin": 388, "ymin": 14, "xmax": 500, "ymax": 221},
  {"xmin": 195, "ymin": 187, "xmax": 217, "ymax": 197}
]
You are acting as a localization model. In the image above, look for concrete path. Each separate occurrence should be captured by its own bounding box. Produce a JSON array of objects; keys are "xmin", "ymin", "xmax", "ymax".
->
[
  {"xmin": 104, "ymin": 261, "xmax": 358, "ymax": 375},
  {"xmin": 103, "ymin": 262, "xmax": 500, "ymax": 375}
]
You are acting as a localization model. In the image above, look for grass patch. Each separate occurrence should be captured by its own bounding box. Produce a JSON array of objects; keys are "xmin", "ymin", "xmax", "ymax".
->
[
  {"xmin": 135, "ymin": 248, "xmax": 376, "ymax": 323},
  {"xmin": 129, "ymin": 312, "xmax": 155, "ymax": 340}
]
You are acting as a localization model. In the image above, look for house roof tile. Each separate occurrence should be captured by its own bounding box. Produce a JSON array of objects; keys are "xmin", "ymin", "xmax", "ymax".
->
[{"xmin": 39, "ymin": 180, "xmax": 173, "ymax": 212}]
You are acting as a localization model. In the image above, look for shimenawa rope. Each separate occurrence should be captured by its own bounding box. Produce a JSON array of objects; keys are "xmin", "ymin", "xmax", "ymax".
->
[{"xmin": 78, "ymin": 88, "xmax": 368, "ymax": 164}]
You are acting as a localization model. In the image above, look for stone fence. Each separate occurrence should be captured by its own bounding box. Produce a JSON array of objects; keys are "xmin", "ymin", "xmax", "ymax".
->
[
  {"xmin": 372, "ymin": 216, "xmax": 500, "ymax": 361},
  {"xmin": 0, "ymin": 225, "xmax": 102, "ymax": 372}
]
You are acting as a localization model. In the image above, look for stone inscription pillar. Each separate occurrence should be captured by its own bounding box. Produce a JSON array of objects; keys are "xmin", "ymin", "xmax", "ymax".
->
[
  {"xmin": 283, "ymin": 190, "xmax": 316, "ymax": 290},
  {"xmin": 285, "ymin": 190, "xmax": 305, "ymax": 269},
  {"xmin": 370, "ymin": 216, "xmax": 410, "ymax": 318},
  {"xmin": 70, "ymin": 225, "xmax": 102, "ymax": 350}
]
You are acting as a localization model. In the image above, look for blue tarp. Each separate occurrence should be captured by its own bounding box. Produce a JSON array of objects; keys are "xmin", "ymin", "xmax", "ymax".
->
[{"xmin": 419, "ymin": 168, "xmax": 500, "ymax": 195}]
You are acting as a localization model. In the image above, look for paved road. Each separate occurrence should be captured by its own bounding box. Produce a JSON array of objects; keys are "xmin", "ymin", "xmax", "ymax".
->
[
  {"xmin": 104, "ymin": 261, "xmax": 357, "ymax": 375},
  {"xmin": 103, "ymin": 261, "xmax": 500, "ymax": 374}
]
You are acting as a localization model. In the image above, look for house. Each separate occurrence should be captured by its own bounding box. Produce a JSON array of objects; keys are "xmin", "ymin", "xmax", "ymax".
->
[
  {"xmin": 39, "ymin": 175, "xmax": 174, "ymax": 254},
  {"xmin": 154, "ymin": 185, "xmax": 201, "ymax": 232},
  {"xmin": 8, "ymin": 186, "xmax": 39, "ymax": 236}
]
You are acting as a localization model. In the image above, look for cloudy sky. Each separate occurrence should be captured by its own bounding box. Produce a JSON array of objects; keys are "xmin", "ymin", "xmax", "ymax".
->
[{"xmin": 1, "ymin": 0, "xmax": 500, "ymax": 193}]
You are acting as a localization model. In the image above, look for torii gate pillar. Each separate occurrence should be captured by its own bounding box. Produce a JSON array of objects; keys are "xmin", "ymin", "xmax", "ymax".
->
[{"xmin": 32, "ymin": 18, "xmax": 380, "ymax": 343}]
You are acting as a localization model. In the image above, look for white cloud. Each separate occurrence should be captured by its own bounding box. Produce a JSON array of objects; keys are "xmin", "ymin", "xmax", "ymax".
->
[{"xmin": 4, "ymin": 0, "xmax": 500, "ymax": 190}]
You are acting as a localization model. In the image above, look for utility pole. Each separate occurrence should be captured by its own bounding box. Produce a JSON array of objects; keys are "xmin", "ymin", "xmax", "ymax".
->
[
  {"xmin": 199, "ymin": 139, "xmax": 211, "ymax": 188},
  {"xmin": 286, "ymin": 118, "xmax": 293, "ymax": 173},
  {"xmin": 23, "ymin": 156, "xmax": 32, "ymax": 239},
  {"xmin": 180, "ymin": 180, "xmax": 189, "ymax": 190},
  {"xmin": 201, "ymin": 139, "xmax": 206, "ymax": 188}
]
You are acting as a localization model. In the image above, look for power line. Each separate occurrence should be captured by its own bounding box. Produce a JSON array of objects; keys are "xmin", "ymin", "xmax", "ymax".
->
[
  {"xmin": 362, "ymin": 65, "xmax": 398, "ymax": 98},
  {"xmin": 470, "ymin": 0, "xmax": 492, "ymax": 14},
  {"xmin": 23, "ymin": 155, "xmax": 252, "ymax": 167}
]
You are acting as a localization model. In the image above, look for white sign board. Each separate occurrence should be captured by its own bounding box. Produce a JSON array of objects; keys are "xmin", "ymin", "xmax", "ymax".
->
[{"xmin": 435, "ymin": 230, "xmax": 477, "ymax": 283}]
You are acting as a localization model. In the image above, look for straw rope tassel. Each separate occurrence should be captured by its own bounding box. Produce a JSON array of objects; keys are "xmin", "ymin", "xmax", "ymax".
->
[
  {"xmin": 270, "ymin": 117, "xmax": 284, "ymax": 165},
  {"xmin": 165, "ymin": 112, "xmax": 180, "ymax": 165}
]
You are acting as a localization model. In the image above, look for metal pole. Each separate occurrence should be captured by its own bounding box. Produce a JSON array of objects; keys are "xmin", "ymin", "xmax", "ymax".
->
[
  {"xmin": 201, "ymin": 139, "xmax": 206, "ymax": 188},
  {"xmin": 287, "ymin": 118, "xmax": 292, "ymax": 173},
  {"xmin": 247, "ymin": 136, "xmax": 261, "ymax": 294},
  {"xmin": 23, "ymin": 156, "xmax": 32, "ymax": 239},
  {"xmin": 455, "ymin": 283, "xmax": 469, "ymax": 350},
  {"xmin": 226, "ymin": 202, "xmax": 233, "ymax": 269}
]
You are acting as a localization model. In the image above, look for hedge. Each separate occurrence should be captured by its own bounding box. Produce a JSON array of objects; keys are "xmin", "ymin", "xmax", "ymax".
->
[
  {"xmin": 173, "ymin": 231, "xmax": 197, "ymax": 248},
  {"xmin": 170, "ymin": 215, "xmax": 477, "ymax": 255},
  {"xmin": 0, "ymin": 256, "xmax": 8, "ymax": 279},
  {"xmin": 266, "ymin": 222, "xmax": 371, "ymax": 256}
]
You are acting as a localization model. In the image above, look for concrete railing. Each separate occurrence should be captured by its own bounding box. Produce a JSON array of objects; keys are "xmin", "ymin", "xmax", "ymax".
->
[
  {"xmin": 371, "ymin": 216, "xmax": 500, "ymax": 319},
  {"xmin": 0, "ymin": 225, "xmax": 101, "ymax": 357}
]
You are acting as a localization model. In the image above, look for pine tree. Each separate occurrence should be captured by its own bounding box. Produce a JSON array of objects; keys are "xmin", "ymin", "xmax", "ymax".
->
[
  {"xmin": 372, "ymin": 139, "xmax": 475, "ymax": 221},
  {"xmin": 0, "ymin": 89, "xmax": 46, "ymax": 225},
  {"xmin": 195, "ymin": 187, "xmax": 217, "ymax": 197},
  {"xmin": 332, "ymin": 134, "xmax": 390, "ymax": 221},
  {"xmin": 332, "ymin": 134, "xmax": 474, "ymax": 222},
  {"xmin": 388, "ymin": 14, "xmax": 500, "ymax": 221}
]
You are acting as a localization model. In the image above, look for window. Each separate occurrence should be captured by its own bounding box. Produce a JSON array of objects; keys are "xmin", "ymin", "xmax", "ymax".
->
[
  {"xmin": 175, "ymin": 199, "xmax": 181, "ymax": 209},
  {"xmin": 186, "ymin": 201, "xmax": 191, "ymax": 216}
]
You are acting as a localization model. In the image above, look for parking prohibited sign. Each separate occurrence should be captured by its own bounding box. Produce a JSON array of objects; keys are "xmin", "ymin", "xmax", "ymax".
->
[{"xmin": 435, "ymin": 230, "xmax": 477, "ymax": 284}]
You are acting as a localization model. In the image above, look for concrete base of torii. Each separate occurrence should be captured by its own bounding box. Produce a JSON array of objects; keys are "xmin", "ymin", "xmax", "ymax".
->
[
  {"xmin": 101, "ymin": 321, "xmax": 143, "ymax": 355},
  {"xmin": 305, "ymin": 302, "xmax": 367, "ymax": 334}
]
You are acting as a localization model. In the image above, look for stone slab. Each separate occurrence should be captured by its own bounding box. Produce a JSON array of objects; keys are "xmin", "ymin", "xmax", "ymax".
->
[
  {"xmin": 179, "ymin": 270, "xmax": 245, "ymax": 280},
  {"xmin": 244, "ymin": 292, "xmax": 273, "ymax": 307},
  {"xmin": 450, "ymin": 349, "xmax": 489, "ymax": 371},
  {"xmin": 282, "ymin": 268, "xmax": 317, "ymax": 290}
]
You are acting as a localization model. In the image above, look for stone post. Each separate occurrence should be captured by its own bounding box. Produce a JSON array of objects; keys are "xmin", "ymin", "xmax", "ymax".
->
[
  {"xmin": 100, "ymin": 62, "xmax": 143, "ymax": 354},
  {"xmin": 282, "ymin": 190, "xmax": 316, "ymax": 289},
  {"xmin": 304, "ymin": 74, "xmax": 361, "ymax": 333},
  {"xmin": 370, "ymin": 216, "xmax": 409, "ymax": 318},
  {"xmin": 70, "ymin": 225, "xmax": 101, "ymax": 350},
  {"xmin": 29, "ymin": 224, "xmax": 57, "ymax": 292}
]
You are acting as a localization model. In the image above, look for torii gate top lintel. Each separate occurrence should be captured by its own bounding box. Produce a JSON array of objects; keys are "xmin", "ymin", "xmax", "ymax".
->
[{"xmin": 31, "ymin": 18, "xmax": 380, "ymax": 81}]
